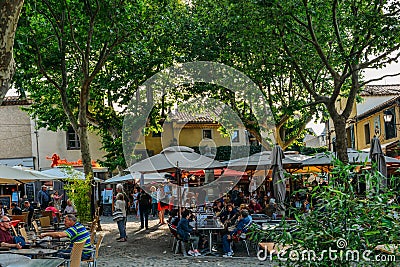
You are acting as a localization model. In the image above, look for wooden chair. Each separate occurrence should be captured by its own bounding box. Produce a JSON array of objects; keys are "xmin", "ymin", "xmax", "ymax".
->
[
  {"xmin": 32, "ymin": 220, "xmax": 40, "ymax": 235},
  {"xmin": 11, "ymin": 224, "xmax": 18, "ymax": 236},
  {"xmin": 39, "ymin": 216, "xmax": 51, "ymax": 228},
  {"xmin": 66, "ymin": 240, "xmax": 86, "ymax": 267},
  {"xmin": 41, "ymin": 210, "xmax": 53, "ymax": 223},
  {"xmin": 82, "ymin": 233, "xmax": 105, "ymax": 267},
  {"xmin": 19, "ymin": 227, "xmax": 30, "ymax": 242}
]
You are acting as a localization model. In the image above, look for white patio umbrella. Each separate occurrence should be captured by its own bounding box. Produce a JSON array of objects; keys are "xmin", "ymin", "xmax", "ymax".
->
[
  {"xmin": 226, "ymin": 151, "xmax": 300, "ymax": 171},
  {"xmin": 127, "ymin": 146, "xmax": 225, "ymax": 173},
  {"xmin": 41, "ymin": 168, "xmax": 101, "ymax": 182},
  {"xmin": 0, "ymin": 165, "xmax": 54, "ymax": 184},
  {"xmin": 301, "ymin": 148, "xmax": 400, "ymax": 166},
  {"xmin": 104, "ymin": 172, "xmax": 168, "ymax": 184}
]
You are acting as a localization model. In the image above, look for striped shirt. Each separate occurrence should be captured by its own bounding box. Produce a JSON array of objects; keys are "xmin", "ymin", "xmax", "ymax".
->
[{"xmin": 64, "ymin": 222, "xmax": 93, "ymax": 257}]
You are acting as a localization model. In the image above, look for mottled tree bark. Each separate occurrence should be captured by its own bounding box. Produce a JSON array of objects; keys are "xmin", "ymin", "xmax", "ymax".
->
[{"xmin": 0, "ymin": 0, "xmax": 24, "ymax": 105}]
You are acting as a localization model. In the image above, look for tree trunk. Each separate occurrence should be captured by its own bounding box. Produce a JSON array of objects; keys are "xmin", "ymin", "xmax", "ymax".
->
[
  {"xmin": 331, "ymin": 116, "xmax": 348, "ymax": 163},
  {"xmin": 0, "ymin": 0, "xmax": 24, "ymax": 105},
  {"xmin": 78, "ymin": 83, "xmax": 94, "ymax": 217}
]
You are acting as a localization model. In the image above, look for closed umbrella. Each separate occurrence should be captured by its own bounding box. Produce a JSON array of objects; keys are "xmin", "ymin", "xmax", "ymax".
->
[
  {"xmin": 270, "ymin": 145, "xmax": 286, "ymax": 213},
  {"xmin": 369, "ymin": 136, "xmax": 387, "ymax": 187}
]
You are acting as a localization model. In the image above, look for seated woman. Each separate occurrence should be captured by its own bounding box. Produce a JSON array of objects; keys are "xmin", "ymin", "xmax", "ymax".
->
[
  {"xmin": 45, "ymin": 201, "xmax": 59, "ymax": 223},
  {"xmin": 222, "ymin": 209, "xmax": 252, "ymax": 257},
  {"xmin": 64, "ymin": 199, "xmax": 77, "ymax": 215},
  {"xmin": 176, "ymin": 210, "xmax": 200, "ymax": 256},
  {"xmin": 219, "ymin": 203, "xmax": 238, "ymax": 227}
]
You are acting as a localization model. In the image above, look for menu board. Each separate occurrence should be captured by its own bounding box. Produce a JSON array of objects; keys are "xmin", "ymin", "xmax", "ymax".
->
[
  {"xmin": 0, "ymin": 195, "xmax": 11, "ymax": 210},
  {"xmin": 25, "ymin": 183, "xmax": 35, "ymax": 202}
]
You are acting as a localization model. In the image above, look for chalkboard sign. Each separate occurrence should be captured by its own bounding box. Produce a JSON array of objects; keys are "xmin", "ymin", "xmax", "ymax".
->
[
  {"xmin": 0, "ymin": 195, "xmax": 11, "ymax": 210},
  {"xmin": 103, "ymin": 204, "xmax": 112, "ymax": 216},
  {"xmin": 25, "ymin": 183, "xmax": 35, "ymax": 202}
]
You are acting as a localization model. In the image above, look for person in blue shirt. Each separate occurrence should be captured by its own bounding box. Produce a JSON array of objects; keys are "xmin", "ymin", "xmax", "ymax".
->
[
  {"xmin": 222, "ymin": 209, "xmax": 252, "ymax": 257},
  {"xmin": 176, "ymin": 210, "xmax": 200, "ymax": 256}
]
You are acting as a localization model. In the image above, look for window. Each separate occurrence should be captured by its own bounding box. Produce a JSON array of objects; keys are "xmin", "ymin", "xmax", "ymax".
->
[
  {"xmin": 203, "ymin": 129, "xmax": 212, "ymax": 139},
  {"xmin": 384, "ymin": 108, "xmax": 397, "ymax": 140},
  {"xmin": 231, "ymin": 130, "xmax": 240, "ymax": 143},
  {"xmin": 364, "ymin": 123, "xmax": 370, "ymax": 145},
  {"xmin": 67, "ymin": 127, "xmax": 80, "ymax": 150}
]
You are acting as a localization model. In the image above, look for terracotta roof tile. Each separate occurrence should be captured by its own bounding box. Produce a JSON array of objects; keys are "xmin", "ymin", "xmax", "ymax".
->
[
  {"xmin": 361, "ymin": 84, "xmax": 400, "ymax": 96},
  {"xmin": 1, "ymin": 96, "xmax": 32, "ymax": 106}
]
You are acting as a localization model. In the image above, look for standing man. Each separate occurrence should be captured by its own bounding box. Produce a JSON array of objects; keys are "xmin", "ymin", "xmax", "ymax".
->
[
  {"xmin": 40, "ymin": 214, "xmax": 93, "ymax": 260},
  {"xmin": 38, "ymin": 185, "xmax": 50, "ymax": 210},
  {"xmin": 138, "ymin": 188, "xmax": 151, "ymax": 230},
  {"xmin": 22, "ymin": 201, "xmax": 34, "ymax": 229},
  {"xmin": 116, "ymin": 184, "xmax": 130, "ymax": 228}
]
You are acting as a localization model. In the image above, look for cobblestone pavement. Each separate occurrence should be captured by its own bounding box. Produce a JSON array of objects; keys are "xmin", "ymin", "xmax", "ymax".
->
[{"xmin": 95, "ymin": 215, "xmax": 274, "ymax": 267}]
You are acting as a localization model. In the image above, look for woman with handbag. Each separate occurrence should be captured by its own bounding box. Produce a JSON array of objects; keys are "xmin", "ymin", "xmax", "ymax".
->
[{"xmin": 114, "ymin": 193, "xmax": 127, "ymax": 242}]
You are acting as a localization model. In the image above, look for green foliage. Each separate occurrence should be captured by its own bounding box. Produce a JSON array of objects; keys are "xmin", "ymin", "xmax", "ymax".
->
[
  {"xmin": 63, "ymin": 169, "xmax": 92, "ymax": 223},
  {"xmin": 249, "ymin": 160, "xmax": 400, "ymax": 266}
]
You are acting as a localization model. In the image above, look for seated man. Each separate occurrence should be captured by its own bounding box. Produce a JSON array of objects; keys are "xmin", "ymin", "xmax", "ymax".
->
[
  {"xmin": 40, "ymin": 214, "xmax": 93, "ymax": 260},
  {"xmin": 0, "ymin": 216, "xmax": 22, "ymax": 249},
  {"xmin": 222, "ymin": 209, "xmax": 252, "ymax": 257},
  {"xmin": 176, "ymin": 210, "xmax": 200, "ymax": 256},
  {"xmin": 10, "ymin": 202, "xmax": 22, "ymax": 215}
]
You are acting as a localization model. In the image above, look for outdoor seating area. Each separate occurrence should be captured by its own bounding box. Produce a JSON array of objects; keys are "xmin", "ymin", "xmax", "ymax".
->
[{"xmin": 0, "ymin": 211, "xmax": 105, "ymax": 267}]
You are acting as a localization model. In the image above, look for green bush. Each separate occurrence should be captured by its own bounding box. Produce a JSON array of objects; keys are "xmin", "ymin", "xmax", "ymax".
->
[
  {"xmin": 250, "ymin": 159, "xmax": 400, "ymax": 266},
  {"xmin": 63, "ymin": 169, "xmax": 92, "ymax": 223}
]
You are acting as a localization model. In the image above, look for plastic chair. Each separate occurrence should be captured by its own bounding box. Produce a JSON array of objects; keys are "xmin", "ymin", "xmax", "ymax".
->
[
  {"xmin": 66, "ymin": 240, "xmax": 86, "ymax": 267},
  {"xmin": 82, "ymin": 233, "xmax": 105, "ymax": 267}
]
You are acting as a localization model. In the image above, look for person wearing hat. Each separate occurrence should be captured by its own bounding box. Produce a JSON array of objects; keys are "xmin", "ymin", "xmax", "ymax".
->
[{"xmin": 38, "ymin": 185, "xmax": 50, "ymax": 210}]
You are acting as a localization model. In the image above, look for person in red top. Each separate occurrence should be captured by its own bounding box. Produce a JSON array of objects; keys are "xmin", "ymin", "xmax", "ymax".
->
[
  {"xmin": 0, "ymin": 215, "xmax": 22, "ymax": 249},
  {"xmin": 45, "ymin": 201, "xmax": 60, "ymax": 223},
  {"xmin": 248, "ymin": 199, "xmax": 263, "ymax": 214}
]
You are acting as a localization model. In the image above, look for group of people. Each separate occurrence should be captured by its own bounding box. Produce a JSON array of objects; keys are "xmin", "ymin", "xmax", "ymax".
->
[
  {"xmin": 0, "ymin": 212, "xmax": 93, "ymax": 261},
  {"xmin": 167, "ymin": 197, "xmax": 253, "ymax": 257}
]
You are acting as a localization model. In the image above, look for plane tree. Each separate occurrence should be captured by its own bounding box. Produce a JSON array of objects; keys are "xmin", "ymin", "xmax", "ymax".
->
[{"xmin": 266, "ymin": 0, "xmax": 400, "ymax": 162}]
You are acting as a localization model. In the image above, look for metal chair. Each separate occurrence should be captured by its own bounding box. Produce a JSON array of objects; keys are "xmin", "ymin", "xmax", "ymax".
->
[{"xmin": 82, "ymin": 233, "xmax": 105, "ymax": 267}]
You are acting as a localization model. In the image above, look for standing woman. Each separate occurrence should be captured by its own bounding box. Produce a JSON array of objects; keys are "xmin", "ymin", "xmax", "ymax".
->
[
  {"xmin": 115, "ymin": 193, "xmax": 127, "ymax": 242},
  {"xmin": 52, "ymin": 191, "xmax": 63, "ymax": 211}
]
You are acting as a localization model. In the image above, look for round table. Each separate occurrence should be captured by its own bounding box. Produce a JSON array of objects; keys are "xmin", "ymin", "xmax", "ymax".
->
[{"xmin": 10, "ymin": 248, "xmax": 58, "ymax": 259}]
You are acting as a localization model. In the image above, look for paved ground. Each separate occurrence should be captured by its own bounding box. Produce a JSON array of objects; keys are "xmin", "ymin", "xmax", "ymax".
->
[{"xmin": 95, "ymin": 215, "xmax": 272, "ymax": 266}]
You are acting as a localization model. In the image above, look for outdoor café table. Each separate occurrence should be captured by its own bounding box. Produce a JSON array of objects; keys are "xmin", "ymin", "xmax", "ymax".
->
[
  {"xmin": 6, "ymin": 258, "xmax": 65, "ymax": 267},
  {"xmin": 9, "ymin": 248, "xmax": 58, "ymax": 259},
  {"xmin": 196, "ymin": 217, "xmax": 224, "ymax": 256}
]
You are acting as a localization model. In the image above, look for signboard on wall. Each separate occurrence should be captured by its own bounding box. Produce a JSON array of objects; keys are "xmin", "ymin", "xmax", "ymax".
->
[
  {"xmin": 25, "ymin": 183, "xmax": 35, "ymax": 202},
  {"xmin": 0, "ymin": 195, "xmax": 11, "ymax": 209}
]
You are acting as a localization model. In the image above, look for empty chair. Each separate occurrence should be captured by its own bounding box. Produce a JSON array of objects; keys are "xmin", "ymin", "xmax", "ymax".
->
[
  {"xmin": 39, "ymin": 216, "xmax": 51, "ymax": 228},
  {"xmin": 82, "ymin": 233, "xmax": 105, "ymax": 267}
]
